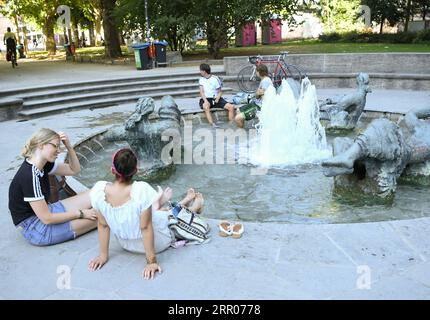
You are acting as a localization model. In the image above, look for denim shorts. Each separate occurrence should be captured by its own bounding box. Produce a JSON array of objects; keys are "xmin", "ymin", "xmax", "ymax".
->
[{"xmin": 17, "ymin": 201, "xmax": 76, "ymax": 246}]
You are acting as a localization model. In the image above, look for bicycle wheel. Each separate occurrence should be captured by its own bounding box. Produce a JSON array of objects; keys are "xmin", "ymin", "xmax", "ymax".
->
[
  {"xmin": 279, "ymin": 64, "xmax": 306, "ymax": 82},
  {"xmin": 276, "ymin": 64, "xmax": 306, "ymax": 89},
  {"xmin": 237, "ymin": 65, "xmax": 259, "ymax": 93}
]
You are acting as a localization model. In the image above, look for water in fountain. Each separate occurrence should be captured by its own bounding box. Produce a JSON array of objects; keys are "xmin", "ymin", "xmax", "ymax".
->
[{"xmin": 251, "ymin": 77, "xmax": 331, "ymax": 166}]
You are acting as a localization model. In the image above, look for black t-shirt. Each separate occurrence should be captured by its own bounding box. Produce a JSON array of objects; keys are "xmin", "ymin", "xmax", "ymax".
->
[{"xmin": 8, "ymin": 160, "xmax": 57, "ymax": 225}]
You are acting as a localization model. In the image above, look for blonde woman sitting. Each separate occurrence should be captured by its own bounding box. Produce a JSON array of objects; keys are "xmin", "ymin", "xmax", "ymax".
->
[{"xmin": 9, "ymin": 128, "xmax": 98, "ymax": 246}]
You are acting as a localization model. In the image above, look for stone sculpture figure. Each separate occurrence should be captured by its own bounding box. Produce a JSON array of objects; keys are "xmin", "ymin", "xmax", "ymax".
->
[
  {"xmin": 322, "ymin": 106, "xmax": 430, "ymax": 199},
  {"xmin": 319, "ymin": 73, "xmax": 372, "ymax": 130},
  {"xmin": 105, "ymin": 95, "xmax": 182, "ymax": 181}
]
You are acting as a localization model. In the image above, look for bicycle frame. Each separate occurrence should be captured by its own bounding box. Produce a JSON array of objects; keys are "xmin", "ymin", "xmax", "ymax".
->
[
  {"xmin": 253, "ymin": 53, "xmax": 289, "ymax": 84},
  {"xmin": 238, "ymin": 52, "xmax": 302, "ymax": 93},
  {"xmin": 7, "ymin": 47, "xmax": 17, "ymax": 67}
]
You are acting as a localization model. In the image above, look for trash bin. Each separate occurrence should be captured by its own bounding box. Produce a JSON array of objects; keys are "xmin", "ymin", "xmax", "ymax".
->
[
  {"xmin": 64, "ymin": 44, "xmax": 74, "ymax": 58},
  {"xmin": 153, "ymin": 40, "xmax": 168, "ymax": 67},
  {"xmin": 16, "ymin": 44, "xmax": 26, "ymax": 58},
  {"xmin": 132, "ymin": 43, "xmax": 152, "ymax": 70}
]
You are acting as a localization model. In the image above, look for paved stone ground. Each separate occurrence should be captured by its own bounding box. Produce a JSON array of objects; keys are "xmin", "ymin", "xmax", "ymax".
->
[
  {"xmin": 1, "ymin": 61, "xmax": 430, "ymax": 299},
  {"xmin": 0, "ymin": 60, "xmax": 222, "ymax": 90}
]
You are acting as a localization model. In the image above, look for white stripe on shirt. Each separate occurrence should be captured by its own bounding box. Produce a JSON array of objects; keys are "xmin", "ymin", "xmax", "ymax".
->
[
  {"xmin": 32, "ymin": 166, "xmax": 43, "ymax": 198},
  {"xmin": 24, "ymin": 196, "xmax": 45, "ymax": 202}
]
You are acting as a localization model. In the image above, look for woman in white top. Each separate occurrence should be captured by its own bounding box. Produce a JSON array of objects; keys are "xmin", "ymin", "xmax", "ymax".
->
[{"xmin": 88, "ymin": 148, "xmax": 204, "ymax": 280}]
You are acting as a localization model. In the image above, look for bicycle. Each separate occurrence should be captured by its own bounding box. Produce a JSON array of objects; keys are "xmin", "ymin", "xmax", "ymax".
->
[
  {"xmin": 237, "ymin": 51, "xmax": 306, "ymax": 93},
  {"xmin": 6, "ymin": 47, "xmax": 17, "ymax": 68}
]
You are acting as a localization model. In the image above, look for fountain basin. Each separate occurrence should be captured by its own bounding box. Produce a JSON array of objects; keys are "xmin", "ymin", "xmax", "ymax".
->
[{"xmin": 71, "ymin": 117, "xmax": 430, "ymax": 224}]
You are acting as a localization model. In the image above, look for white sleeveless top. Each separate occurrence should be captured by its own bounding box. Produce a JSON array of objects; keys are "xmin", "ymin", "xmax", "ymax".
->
[{"xmin": 90, "ymin": 181, "xmax": 159, "ymax": 240}]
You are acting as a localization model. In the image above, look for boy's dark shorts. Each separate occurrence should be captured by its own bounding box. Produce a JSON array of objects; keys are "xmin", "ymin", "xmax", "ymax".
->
[{"xmin": 199, "ymin": 97, "xmax": 228, "ymax": 109}]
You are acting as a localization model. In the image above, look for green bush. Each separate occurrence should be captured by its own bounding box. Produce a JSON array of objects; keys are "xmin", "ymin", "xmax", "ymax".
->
[
  {"xmin": 414, "ymin": 29, "xmax": 430, "ymax": 43},
  {"xmin": 318, "ymin": 32, "xmax": 342, "ymax": 42},
  {"xmin": 318, "ymin": 31, "xmax": 427, "ymax": 44}
]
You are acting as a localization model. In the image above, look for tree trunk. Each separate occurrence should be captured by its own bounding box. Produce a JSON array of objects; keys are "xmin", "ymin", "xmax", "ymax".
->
[
  {"xmin": 89, "ymin": 22, "xmax": 96, "ymax": 46},
  {"xmin": 404, "ymin": 0, "xmax": 412, "ymax": 32},
  {"xmin": 82, "ymin": 31, "xmax": 87, "ymax": 47},
  {"xmin": 119, "ymin": 32, "xmax": 125, "ymax": 46},
  {"xmin": 72, "ymin": 18, "xmax": 80, "ymax": 47},
  {"xmin": 206, "ymin": 23, "xmax": 216, "ymax": 58},
  {"xmin": 21, "ymin": 24, "xmax": 30, "ymax": 53},
  {"xmin": 379, "ymin": 18, "xmax": 384, "ymax": 34},
  {"xmin": 44, "ymin": 16, "xmax": 56, "ymax": 55},
  {"xmin": 94, "ymin": 8, "xmax": 103, "ymax": 46},
  {"xmin": 13, "ymin": 15, "xmax": 20, "ymax": 43},
  {"xmin": 101, "ymin": 0, "xmax": 122, "ymax": 58}
]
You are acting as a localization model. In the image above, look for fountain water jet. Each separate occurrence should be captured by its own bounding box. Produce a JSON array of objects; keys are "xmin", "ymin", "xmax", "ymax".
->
[{"xmin": 251, "ymin": 78, "xmax": 331, "ymax": 166}]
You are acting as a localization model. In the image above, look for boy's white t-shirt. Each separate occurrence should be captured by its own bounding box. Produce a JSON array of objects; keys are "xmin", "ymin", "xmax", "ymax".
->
[{"xmin": 199, "ymin": 75, "xmax": 222, "ymax": 98}]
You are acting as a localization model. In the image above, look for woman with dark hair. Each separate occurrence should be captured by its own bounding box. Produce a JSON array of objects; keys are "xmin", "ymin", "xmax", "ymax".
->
[
  {"xmin": 235, "ymin": 64, "xmax": 273, "ymax": 128},
  {"xmin": 88, "ymin": 148, "xmax": 204, "ymax": 280}
]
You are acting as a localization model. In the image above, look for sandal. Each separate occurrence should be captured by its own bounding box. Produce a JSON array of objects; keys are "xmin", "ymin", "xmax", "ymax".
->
[
  {"xmin": 231, "ymin": 222, "xmax": 244, "ymax": 239},
  {"xmin": 219, "ymin": 221, "xmax": 232, "ymax": 237}
]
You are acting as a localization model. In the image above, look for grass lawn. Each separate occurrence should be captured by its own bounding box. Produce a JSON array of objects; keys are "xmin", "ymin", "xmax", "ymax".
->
[
  {"xmin": 23, "ymin": 40, "xmax": 430, "ymax": 61},
  {"xmin": 182, "ymin": 39, "xmax": 430, "ymax": 60}
]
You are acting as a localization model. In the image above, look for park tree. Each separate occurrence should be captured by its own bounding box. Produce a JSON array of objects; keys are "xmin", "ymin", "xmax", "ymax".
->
[
  {"xmin": 15, "ymin": 0, "xmax": 62, "ymax": 55},
  {"xmin": 4, "ymin": 0, "xmax": 84, "ymax": 55},
  {"xmin": 411, "ymin": 0, "xmax": 430, "ymax": 21},
  {"xmin": 67, "ymin": 1, "xmax": 100, "ymax": 47},
  {"xmin": 115, "ymin": 0, "xmax": 198, "ymax": 53},
  {"xmin": 100, "ymin": 0, "xmax": 123, "ymax": 58},
  {"xmin": 362, "ymin": 0, "xmax": 404, "ymax": 34},
  {"xmin": 418, "ymin": 0, "xmax": 430, "ymax": 20},
  {"xmin": 195, "ymin": 0, "xmax": 301, "ymax": 58},
  {"xmin": 116, "ymin": 0, "xmax": 300, "ymax": 58},
  {"xmin": 306, "ymin": 0, "xmax": 363, "ymax": 33},
  {"xmin": 0, "ymin": 0, "xmax": 27, "ymax": 49}
]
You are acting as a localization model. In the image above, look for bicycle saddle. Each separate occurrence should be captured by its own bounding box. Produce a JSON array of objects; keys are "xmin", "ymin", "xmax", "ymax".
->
[{"xmin": 248, "ymin": 56, "xmax": 259, "ymax": 64}]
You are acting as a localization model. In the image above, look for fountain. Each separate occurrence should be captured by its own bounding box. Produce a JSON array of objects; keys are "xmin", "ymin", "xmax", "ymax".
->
[
  {"xmin": 69, "ymin": 77, "xmax": 430, "ymax": 224},
  {"xmin": 252, "ymin": 78, "xmax": 331, "ymax": 166}
]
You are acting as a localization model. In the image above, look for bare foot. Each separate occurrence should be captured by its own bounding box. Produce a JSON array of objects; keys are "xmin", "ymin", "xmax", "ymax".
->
[
  {"xmin": 185, "ymin": 188, "xmax": 196, "ymax": 201},
  {"xmin": 179, "ymin": 188, "xmax": 196, "ymax": 206},
  {"xmin": 189, "ymin": 192, "xmax": 204, "ymax": 214}
]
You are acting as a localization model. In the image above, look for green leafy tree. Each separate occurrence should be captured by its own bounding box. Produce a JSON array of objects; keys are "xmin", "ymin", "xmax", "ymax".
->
[
  {"xmin": 195, "ymin": 0, "xmax": 300, "ymax": 58},
  {"xmin": 308, "ymin": 0, "xmax": 363, "ymax": 33},
  {"xmin": 15, "ymin": 0, "xmax": 62, "ymax": 55},
  {"xmin": 412, "ymin": 0, "xmax": 430, "ymax": 21},
  {"xmin": 116, "ymin": 0, "xmax": 300, "ymax": 58},
  {"xmin": 116, "ymin": 0, "xmax": 198, "ymax": 53},
  {"xmin": 100, "ymin": 0, "xmax": 122, "ymax": 58},
  {"xmin": 362, "ymin": 0, "xmax": 404, "ymax": 34},
  {"xmin": 1, "ymin": 0, "xmax": 33, "ymax": 52}
]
